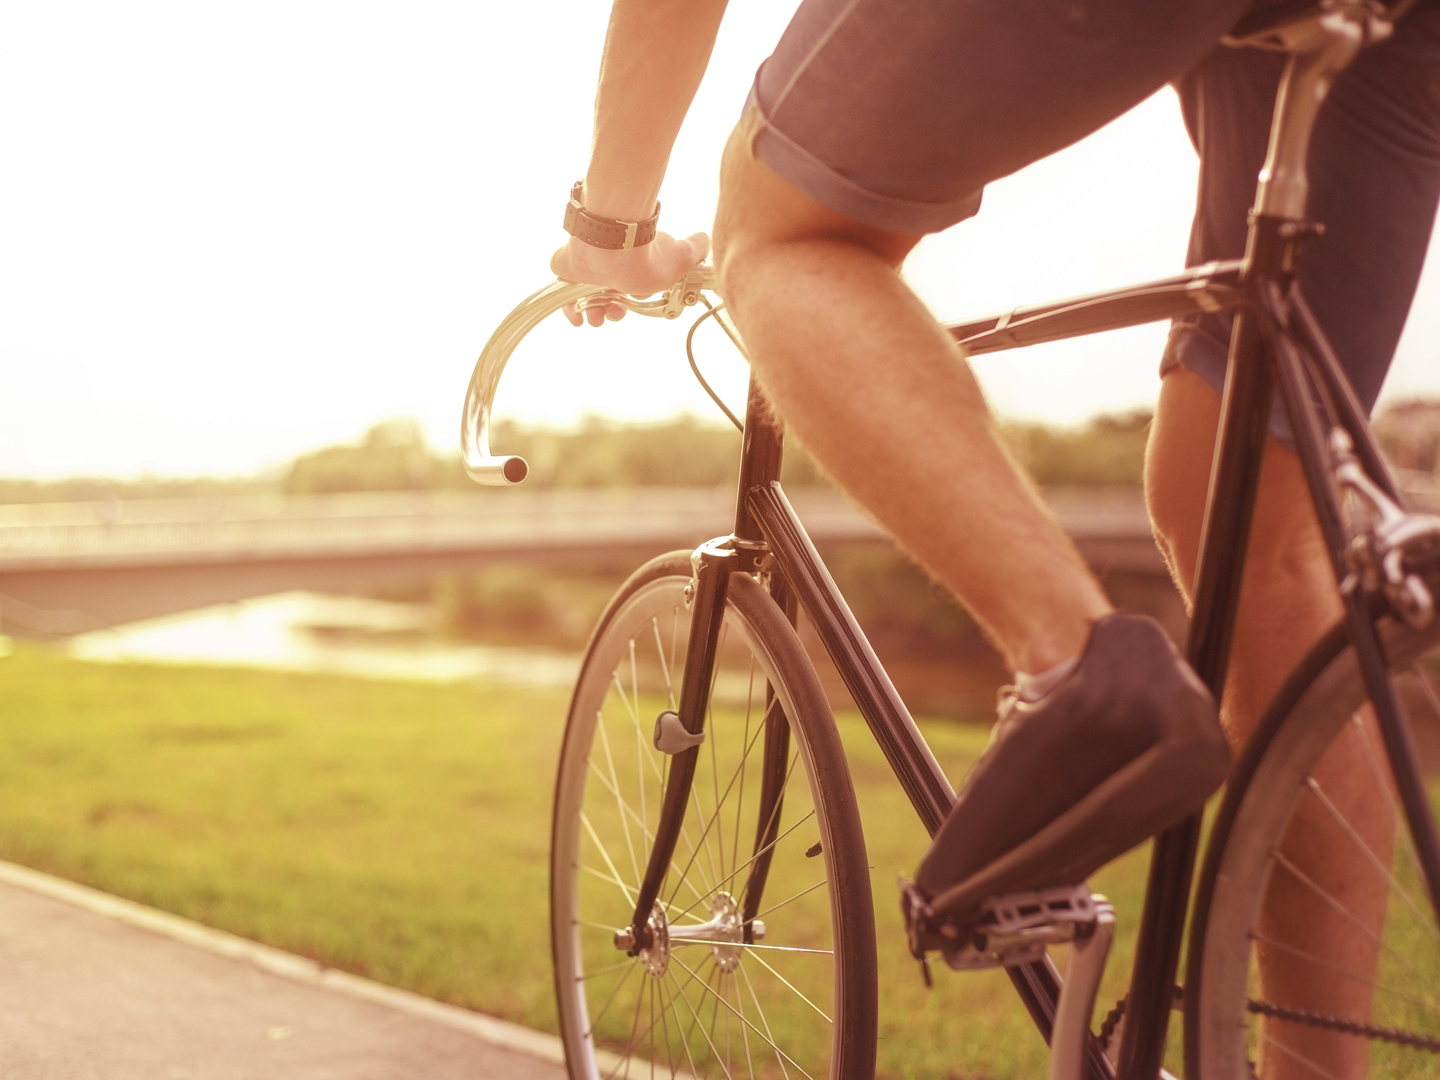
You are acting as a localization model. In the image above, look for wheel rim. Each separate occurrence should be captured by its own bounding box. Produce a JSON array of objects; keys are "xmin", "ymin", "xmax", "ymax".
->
[
  {"xmin": 1198, "ymin": 620, "xmax": 1440, "ymax": 1078},
  {"xmin": 552, "ymin": 574, "xmax": 848, "ymax": 1080}
]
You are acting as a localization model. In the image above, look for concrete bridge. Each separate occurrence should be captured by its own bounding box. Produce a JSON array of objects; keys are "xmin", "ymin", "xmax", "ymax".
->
[{"xmin": 0, "ymin": 487, "xmax": 1165, "ymax": 637}]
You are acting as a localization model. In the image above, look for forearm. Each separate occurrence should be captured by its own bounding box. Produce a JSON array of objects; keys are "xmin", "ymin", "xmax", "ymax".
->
[{"xmin": 581, "ymin": 0, "xmax": 728, "ymax": 221}]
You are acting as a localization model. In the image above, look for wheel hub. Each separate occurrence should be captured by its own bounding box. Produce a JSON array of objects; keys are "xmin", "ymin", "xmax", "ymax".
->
[
  {"xmin": 615, "ymin": 892, "xmax": 763, "ymax": 978},
  {"xmin": 705, "ymin": 892, "xmax": 744, "ymax": 973},
  {"xmin": 637, "ymin": 900, "xmax": 670, "ymax": 978}
]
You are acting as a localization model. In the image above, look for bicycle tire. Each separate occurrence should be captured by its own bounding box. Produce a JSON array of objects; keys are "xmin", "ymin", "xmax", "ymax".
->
[
  {"xmin": 550, "ymin": 551, "xmax": 878, "ymax": 1080},
  {"xmin": 1188, "ymin": 605, "xmax": 1440, "ymax": 1078}
]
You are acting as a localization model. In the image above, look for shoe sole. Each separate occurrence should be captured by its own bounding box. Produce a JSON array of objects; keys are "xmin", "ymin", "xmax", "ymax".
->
[{"xmin": 926, "ymin": 697, "xmax": 1228, "ymax": 920}]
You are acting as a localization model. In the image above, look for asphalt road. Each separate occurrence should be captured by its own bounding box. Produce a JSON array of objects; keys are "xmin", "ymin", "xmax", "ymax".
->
[{"xmin": 0, "ymin": 863, "xmax": 566, "ymax": 1080}]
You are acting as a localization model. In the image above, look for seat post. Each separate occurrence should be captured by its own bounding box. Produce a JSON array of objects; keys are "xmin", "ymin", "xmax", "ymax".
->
[{"xmin": 1249, "ymin": 7, "xmax": 1375, "ymax": 222}]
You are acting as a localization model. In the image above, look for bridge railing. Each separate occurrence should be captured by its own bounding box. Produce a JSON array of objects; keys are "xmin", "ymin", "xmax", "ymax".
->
[{"xmin": 0, "ymin": 487, "xmax": 1161, "ymax": 572}]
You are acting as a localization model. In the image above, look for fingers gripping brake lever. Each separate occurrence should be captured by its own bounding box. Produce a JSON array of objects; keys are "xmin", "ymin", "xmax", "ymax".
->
[{"xmin": 461, "ymin": 266, "xmax": 716, "ymax": 485}]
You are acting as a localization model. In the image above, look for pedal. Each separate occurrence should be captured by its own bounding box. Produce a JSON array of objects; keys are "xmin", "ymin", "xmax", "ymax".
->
[{"xmin": 900, "ymin": 880, "xmax": 1100, "ymax": 972}]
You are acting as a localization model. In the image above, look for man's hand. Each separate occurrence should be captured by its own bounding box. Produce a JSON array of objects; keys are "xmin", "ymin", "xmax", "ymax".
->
[{"xmin": 550, "ymin": 230, "xmax": 710, "ymax": 327}]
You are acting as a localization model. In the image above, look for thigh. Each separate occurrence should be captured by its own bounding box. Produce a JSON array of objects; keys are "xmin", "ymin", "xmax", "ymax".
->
[
  {"xmin": 1163, "ymin": 1, "xmax": 1440, "ymax": 442},
  {"xmin": 743, "ymin": 0, "xmax": 1252, "ymax": 234}
]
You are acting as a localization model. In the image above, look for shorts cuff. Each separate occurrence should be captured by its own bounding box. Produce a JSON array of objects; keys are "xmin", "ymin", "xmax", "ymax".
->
[
  {"xmin": 741, "ymin": 88, "xmax": 983, "ymax": 235},
  {"xmin": 1161, "ymin": 320, "xmax": 1297, "ymax": 450}
]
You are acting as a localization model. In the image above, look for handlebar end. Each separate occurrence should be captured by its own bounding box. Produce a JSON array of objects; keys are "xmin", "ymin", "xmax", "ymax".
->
[{"xmin": 465, "ymin": 455, "xmax": 530, "ymax": 486}]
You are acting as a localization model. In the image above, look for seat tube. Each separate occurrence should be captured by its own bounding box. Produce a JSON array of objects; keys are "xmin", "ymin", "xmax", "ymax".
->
[
  {"xmin": 1123, "ymin": 16, "xmax": 1368, "ymax": 1080},
  {"xmin": 733, "ymin": 375, "xmax": 786, "ymax": 547}
]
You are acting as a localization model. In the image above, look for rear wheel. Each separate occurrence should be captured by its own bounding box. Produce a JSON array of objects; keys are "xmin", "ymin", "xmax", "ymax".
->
[
  {"xmin": 551, "ymin": 552, "xmax": 878, "ymax": 1080},
  {"xmin": 1190, "ymin": 611, "xmax": 1440, "ymax": 1078}
]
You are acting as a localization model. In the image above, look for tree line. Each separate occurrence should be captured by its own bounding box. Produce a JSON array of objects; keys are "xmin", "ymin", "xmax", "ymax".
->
[{"xmin": 20, "ymin": 401, "xmax": 1440, "ymax": 504}]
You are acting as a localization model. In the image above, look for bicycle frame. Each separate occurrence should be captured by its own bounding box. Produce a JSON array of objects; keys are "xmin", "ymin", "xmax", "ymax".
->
[{"xmin": 465, "ymin": 5, "xmax": 1435, "ymax": 1078}]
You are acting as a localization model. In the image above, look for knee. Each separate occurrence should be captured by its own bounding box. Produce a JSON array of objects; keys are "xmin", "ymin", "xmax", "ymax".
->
[
  {"xmin": 712, "ymin": 122, "xmax": 920, "ymax": 301},
  {"xmin": 1144, "ymin": 371, "xmax": 1222, "ymax": 591},
  {"xmin": 711, "ymin": 127, "xmax": 757, "ymax": 300}
]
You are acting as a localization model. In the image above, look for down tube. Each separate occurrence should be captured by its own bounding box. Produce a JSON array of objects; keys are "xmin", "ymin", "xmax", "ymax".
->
[{"xmin": 748, "ymin": 480, "xmax": 1118, "ymax": 1076}]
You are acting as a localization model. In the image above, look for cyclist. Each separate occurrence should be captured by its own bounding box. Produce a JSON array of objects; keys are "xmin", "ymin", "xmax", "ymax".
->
[{"xmin": 548, "ymin": 2, "xmax": 1440, "ymax": 1075}]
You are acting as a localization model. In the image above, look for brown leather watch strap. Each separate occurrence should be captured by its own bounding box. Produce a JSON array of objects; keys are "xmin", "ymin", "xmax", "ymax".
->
[{"xmin": 562, "ymin": 181, "xmax": 659, "ymax": 250}]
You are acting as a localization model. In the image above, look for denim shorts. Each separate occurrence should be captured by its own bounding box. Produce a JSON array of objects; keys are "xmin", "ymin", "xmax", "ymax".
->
[
  {"xmin": 744, "ymin": 0, "xmax": 1440, "ymax": 437},
  {"xmin": 1162, "ymin": 5, "xmax": 1440, "ymax": 441}
]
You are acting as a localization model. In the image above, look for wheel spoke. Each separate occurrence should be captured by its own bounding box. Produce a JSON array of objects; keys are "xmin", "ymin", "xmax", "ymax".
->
[
  {"xmin": 581, "ymin": 861, "xmax": 638, "ymax": 906},
  {"xmin": 1271, "ymin": 849, "xmax": 1434, "ymax": 992},
  {"xmin": 601, "ymin": 629, "xmax": 720, "ymax": 903},
  {"xmin": 724, "ymin": 942, "xmax": 833, "ymax": 956},
  {"xmin": 1250, "ymin": 930, "xmax": 1438, "ymax": 1014},
  {"xmin": 581, "ymin": 812, "xmax": 638, "ymax": 906},
  {"xmin": 1410, "ymin": 662, "xmax": 1440, "ymax": 725},
  {"xmin": 596, "ymin": 713, "xmax": 643, "ymax": 889},
  {"xmin": 1353, "ymin": 708, "xmax": 1427, "ymax": 895},
  {"xmin": 580, "ymin": 958, "xmax": 639, "ymax": 982},
  {"xmin": 652, "ymin": 615, "xmax": 676, "ymax": 710},
  {"xmin": 1258, "ymin": 1028, "xmax": 1344, "ymax": 1080},
  {"xmin": 671, "ymin": 955, "xmax": 816, "ymax": 1080},
  {"xmin": 740, "ymin": 962, "xmax": 790, "ymax": 1080},
  {"xmin": 585, "ymin": 962, "xmax": 639, "ymax": 1035},
  {"xmin": 585, "ymin": 756, "xmax": 712, "ymax": 909},
  {"xmin": 609, "ymin": 961, "xmax": 651, "ymax": 1080},
  {"xmin": 702, "ymin": 963, "xmax": 730, "ymax": 1078},
  {"xmin": 754, "ymin": 878, "xmax": 828, "ymax": 922},
  {"xmin": 556, "ymin": 568, "xmax": 865, "ymax": 1080},
  {"xmin": 737, "ymin": 945, "xmax": 833, "ymax": 1025},
  {"xmin": 665, "ymin": 699, "xmax": 787, "ymax": 910},
  {"xmin": 587, "ymin": 755, "xmax": 653, "ymax": 847},
  {"xmin": 630, "ymin": 640, "xmax": 654, "ymax": 876},
  {"xmin": 666, "ymin": 966, "xmax": 710, "ymax": 1080},
  {"xmin": 689, "ymin": 784, "xmax": 723, "ymax": 901},
  {"xmin": 669, "ymin": 807, "xmax": 816, "ymax": 927},
  {"xmin": 707, "ymin": 625, "xmax": 731, "ymax": 889},
  {"xmin": 611, "ymin": 669, "xmax": 666, "ymax": 786},
  {"xmin": 1305, "ymin": 773, "xmax": 1438, "ymax": 938},
  {"xmin": 605, "ymin": 955, "xmax": 709, "ymax": 1074},
  {"xmin": 733, "ymin": 966, "xmax": 755, "ymax": 1080},
  {"xmin": 666, "ymin": 961, "xmax": 738, "ymax": 1080},
  {"xmin": 732, "ymin": 663, "xmax": 757, "ymax": 892}
]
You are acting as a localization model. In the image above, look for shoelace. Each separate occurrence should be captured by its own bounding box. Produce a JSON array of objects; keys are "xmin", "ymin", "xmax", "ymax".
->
[{"xmin": 989, "ymin": 684, "xmax": 1025, "ymax": 747}]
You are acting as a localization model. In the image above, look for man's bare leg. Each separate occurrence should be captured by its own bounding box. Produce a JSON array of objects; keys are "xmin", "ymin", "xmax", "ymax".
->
[
  {"xmin": 712, "ymin": 127, "xmax": 1110, "ymax": 674},
  {"xmin": 1148, "ymin": 368, "xmax": 1394, "ymax": 1079}
]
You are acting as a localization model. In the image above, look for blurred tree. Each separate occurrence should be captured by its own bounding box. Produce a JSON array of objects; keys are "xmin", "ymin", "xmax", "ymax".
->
[
  {"xmin": 1, "ymin": 409, "xmax": 1168, "ymax": 502},
  {"xmin": 1001, "ymin": 408, "xmax": 1151, "ymax": 488},
  {"xmin": 284, "ymin": 419, "xmax": 458, "ymax": 494},
  {"xmin": 1373, "ymin": 400, "xmax": 1440, "ymax": 477}
]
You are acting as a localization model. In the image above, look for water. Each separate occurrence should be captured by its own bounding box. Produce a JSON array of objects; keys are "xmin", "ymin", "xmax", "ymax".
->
[{"xmin": 66, "ymin": 591, "xmax": 581, "ymax": 691}]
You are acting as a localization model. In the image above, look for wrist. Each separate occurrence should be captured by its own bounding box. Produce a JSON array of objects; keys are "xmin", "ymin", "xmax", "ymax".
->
[{"xmin": 563, "ymin": 180, "xmax": 659, "ymax": 251}]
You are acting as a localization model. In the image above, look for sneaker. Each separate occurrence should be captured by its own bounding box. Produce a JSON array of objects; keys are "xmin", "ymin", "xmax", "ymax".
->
[{"xmin": 911, "ymin": 613, "xmax": 1228, "ymax": 923}]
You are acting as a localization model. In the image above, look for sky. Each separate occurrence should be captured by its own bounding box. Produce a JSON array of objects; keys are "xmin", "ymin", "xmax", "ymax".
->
[{"xmin": 2, "ymin": 2, "xmax": 1437, "ymax": 480}]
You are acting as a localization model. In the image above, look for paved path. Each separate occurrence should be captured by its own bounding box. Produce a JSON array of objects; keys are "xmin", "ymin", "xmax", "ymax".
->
[{"xmin": 0, "ymin": 861, "xmax": 566, "ymax": 1080}]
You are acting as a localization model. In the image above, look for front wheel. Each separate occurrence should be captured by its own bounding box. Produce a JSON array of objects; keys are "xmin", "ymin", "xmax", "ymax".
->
[
  {"xmin": 551, "ymin": 552, "xmax": 878, "ymax": 1080},
  {"xmin": 1189, "ymin": 609, "xmax": 1440, "ymax": 1078}
]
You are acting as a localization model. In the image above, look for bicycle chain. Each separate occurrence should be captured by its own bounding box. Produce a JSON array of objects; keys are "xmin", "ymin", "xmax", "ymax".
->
[
  {"xmin": 1246, "ymin": 998, "xmax": 1440, "ymax": 1053},
  {"xmin": 1096, "ymin": 988, "xmax": 1181, "ymax": 1057},
  {"xmin": 1097, "ymin": 996, "xmax": 1127, "ymax": 1055},
  {"xmin": 1093, "ymin": 992, "xmax": 1438, "ymax": 1063}
]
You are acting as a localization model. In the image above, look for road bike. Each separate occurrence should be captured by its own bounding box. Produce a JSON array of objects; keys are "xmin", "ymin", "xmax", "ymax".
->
[{"xmin": 463, "ymin": 3, "xmax": 1440, "ymax": 1077}]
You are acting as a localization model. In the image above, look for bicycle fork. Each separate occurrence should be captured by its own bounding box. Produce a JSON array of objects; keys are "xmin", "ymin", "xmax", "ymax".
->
[{"xmin": 617, "ymin": 537, "xmax": 788, "ymax": 958}]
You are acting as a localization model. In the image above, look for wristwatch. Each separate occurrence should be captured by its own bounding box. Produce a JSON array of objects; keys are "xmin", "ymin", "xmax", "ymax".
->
[{"xmin": 562, "ymin": 180, "xmax": 659, "ymax": 250}]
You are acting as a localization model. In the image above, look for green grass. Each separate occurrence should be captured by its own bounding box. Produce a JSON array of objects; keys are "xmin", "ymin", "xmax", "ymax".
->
[{"xmin": 0, "ymin": 644, "xmax": 1155, "ymax": 1078}]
